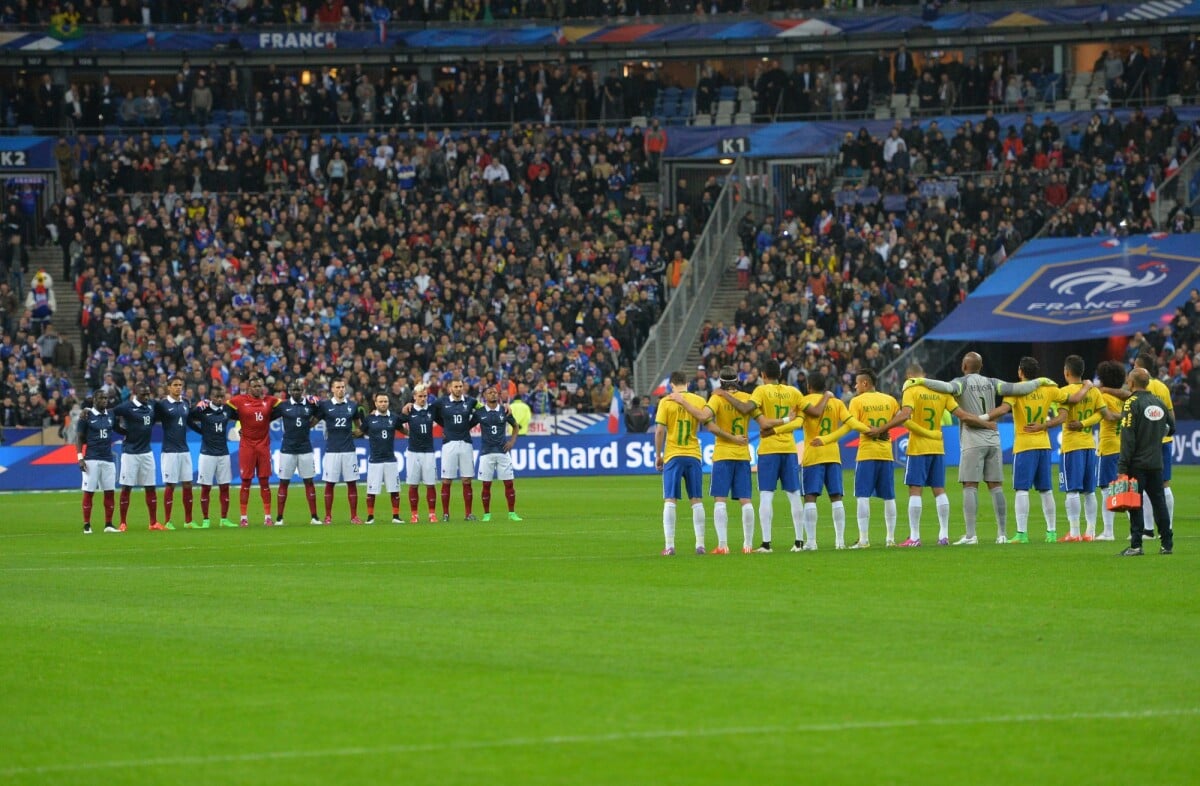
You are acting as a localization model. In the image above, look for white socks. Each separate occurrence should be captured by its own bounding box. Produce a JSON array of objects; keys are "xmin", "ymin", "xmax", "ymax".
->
[
  {"xmin": 803, "ymin": 501, "xmax": 817, "ymax": 545},
  {"xmin": 907, "ymin": 496, "xmax": 923, "ymax": 541},
  {"xmin": 1014, "ymin": 490, "xmax": 1029, "ymax": 533},
  {"xmin": 714, "ymin": 501, "xmax": 728, "ymax": 548},
  {"xmin": 856, "ymin": 497, "xmax": 871, "ymax": 542},
  {"xmin": 1083, "ymin": 492, "xmax": 1097, "ymax": 537},
  {"xmin": 741, "ymin": 503, "xmax": 755, "ymax": 550},
  {"xmin": 935, "ymin": 493, "xmax": 950, "ymax": 541},
  {"xmin": 758, "ymin": 490, "xmax": 774, "ymax": 544},
  {"xmin": 1166, "ymin": 486, "xmax": 1175, "ymax": 526},
  {"xmin": 831, "ymin": 500, "xmax": 845, "ymax": 548},
  {"xmin": 1040, "ymin": 491, "xmax": 1057, "ymax": 533},
  {"xmin": 1066, "ymin": 492, "xmax": 1081, "ymax": 537},
  {"xmin": 662, "ymin": 501, "xmax": 676, "ymax": 548},
  {"xmin": 884, "ymin": 498, "xmax": 897, "ymax": 542},
  {"xmin": 692, "ymin": 502, "xmax": 706, "ymax": 550},
  {"xmin": 1101, "ymin": 489, "xmax": 1115, "ymax": 539},
  {"xmin": 787, "ymin": 490, "xmax": 804, "ymax": 543}
]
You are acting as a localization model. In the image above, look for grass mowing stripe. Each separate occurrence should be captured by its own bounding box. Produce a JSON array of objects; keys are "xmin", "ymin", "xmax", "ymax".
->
[{"xmin": 3, "ymin": 707, "xmax": 1196, "ymax": 777}]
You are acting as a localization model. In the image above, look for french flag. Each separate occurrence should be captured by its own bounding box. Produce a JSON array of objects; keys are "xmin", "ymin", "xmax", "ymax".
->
[
  {"xmin": 1144, "ymin": 176, "xmax": 1157, "ymax": 203},
  {"xmin": 607, "ymin": 392, "xmax": 624, "ymax": 434}
]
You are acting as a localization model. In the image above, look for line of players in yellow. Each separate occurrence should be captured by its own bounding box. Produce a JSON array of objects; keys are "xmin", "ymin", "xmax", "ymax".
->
[{"xmin": 652, "ymin": 352, "xmax": 1173, "ymax": 554}]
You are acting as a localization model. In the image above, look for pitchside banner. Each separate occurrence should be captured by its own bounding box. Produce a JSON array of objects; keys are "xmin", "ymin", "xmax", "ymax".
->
[
  {"xmin": 5, "ymin": 422, "xmax": 1200, "ymax": 491},
  {"xmin": 927, "ymin": 234, "xmax": 1200, "ymax": 342}
]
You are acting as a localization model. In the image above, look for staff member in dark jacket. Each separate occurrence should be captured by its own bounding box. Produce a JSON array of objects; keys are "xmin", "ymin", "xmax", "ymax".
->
[{"xmin": 1118, "ymin": 368, "xmax": 1175, "ymax": 556}]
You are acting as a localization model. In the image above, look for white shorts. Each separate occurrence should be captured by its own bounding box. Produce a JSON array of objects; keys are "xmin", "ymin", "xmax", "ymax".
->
[
  {"xmin": 406, "ymin": 451, "xmax": 437, "ymax": 485},
  {"xmin": 82, "ymin": 460, "xmax": 116, "ymax": 492},
  {"xmin": 279, "ymin": 451, "xmax": 316, "ymax": 480},
  {"xmin": 198, "ymin": 455, "xmax": 233, "ymax": 486},
  {"xmin": 440, "ymin": 441, "xmax": 475, "ymax": 479},
  {"xmin": 477, "ymin": 453, "xmax": 514, "ymax": 482},
  {"xmin": 160, "ymin": 451, "xmax": 193, "ymax": 484},
  {"xmin": 119, "ymin": 452, "xmax": 157, "ymax": 487},
  {"xmin": 323, "ymin": 452, "xmax": 360, "ymax": 484},
  {"xmin": 367, "ymin": 462, "xmax": 401, "ymax": 494}
]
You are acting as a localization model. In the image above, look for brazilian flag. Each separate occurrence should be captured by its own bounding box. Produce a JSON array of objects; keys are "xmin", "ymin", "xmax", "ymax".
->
[{"xmin": 50, "ymin": 11, "xmax": 83, "ymax": 40}]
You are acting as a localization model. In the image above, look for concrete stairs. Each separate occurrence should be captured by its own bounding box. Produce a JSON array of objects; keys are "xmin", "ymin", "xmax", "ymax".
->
[
  {"xmin": 678, "ymin": 264, "xmax": 744, "ymax": 377},
  {"xmin": 30, "ymin": 246, "xmax": 86, "ymax": 390}
]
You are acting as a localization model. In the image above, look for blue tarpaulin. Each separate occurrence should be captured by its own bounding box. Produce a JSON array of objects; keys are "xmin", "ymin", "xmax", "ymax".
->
[{"xmin": 927, "ymin": 235, "xmax": 1200, "ymax": 342}]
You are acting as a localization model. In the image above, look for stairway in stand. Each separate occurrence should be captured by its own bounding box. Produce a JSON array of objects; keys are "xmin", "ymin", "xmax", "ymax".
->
[
  {"xmin": 30, "ymin": 246, "xmax": 86, "ymax": 392},
  {"xmin": 678, "ymin": 264, "xmax": 745, "ymax": 378}
]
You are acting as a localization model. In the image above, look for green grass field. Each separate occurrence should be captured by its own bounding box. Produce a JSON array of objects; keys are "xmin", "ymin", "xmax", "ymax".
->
[{"xmin": 1, "ymin": 470, "xmax": 1197, "ymax": 785}]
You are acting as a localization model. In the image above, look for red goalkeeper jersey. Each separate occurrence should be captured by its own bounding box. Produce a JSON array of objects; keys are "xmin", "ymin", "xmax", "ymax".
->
[{"xmin": 226, "ymin": 394, "xmax": 280, "ymax": 444}]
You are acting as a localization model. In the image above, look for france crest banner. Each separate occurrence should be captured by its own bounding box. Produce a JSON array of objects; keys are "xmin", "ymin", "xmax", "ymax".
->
[{"xmin": 927, "ymin": 235, "xmax": 1200, "ymax": 342}]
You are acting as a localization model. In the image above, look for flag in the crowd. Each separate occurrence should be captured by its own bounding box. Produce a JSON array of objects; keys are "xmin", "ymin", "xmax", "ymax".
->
[
  {"xmin": 372, "ymin": 5, "xmax": 390, "ymax": 44},
  {"xmin": 554, "ymin": 27, "xmax": 567, "ymax": 45},
  {"xmin": 1144, "ymin": 176, "xmax": 1157, "ymax": 203},
  {"xmin": 1150, "ymin": 231, "xmax": 1169, "ymax": 240},
  {"xmin": 1101, "ymin": 238, "xmax": 1121, "ymax": 248},
  {"xmin": 652, "ymin": 376, "xmax": 670, "ymax": 397},
  {"xmin": 607, "ymin": 392, "xmax": 624, "ymax": 434}
]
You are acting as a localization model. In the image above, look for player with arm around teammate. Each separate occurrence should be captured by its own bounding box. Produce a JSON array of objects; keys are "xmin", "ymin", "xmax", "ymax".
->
[
  {"xmin": 316, "ymin": 378, "xmax": 365, "ymax": 525},
  {"xmin": 188, "ymin": 385, "xmax": 236, "ymax": 529},
  {"xmin": 985, "ymin": 357, "xmax": 1061, "ymax": 544},
  {"xmin": 154, "ymin": 376, "xmax": 194, "ymax": 530},
  {"xmin": 397, "ymin": 383, "xmax": 439, "ymax": 523},
  {"xmin": 77, "ymin": 391, "xmax": 118, "ymax": 534},
  {"xmin": 112, "ymin": 381, "xmax": 158, "ymax": 532},
  {"xmin": 655, "ymin": 371, "xmax": 712, "ymax": 555},
  {"xmin": 473, "ymin": 384, "xmax": 523, "ymax": 522},
  {"xmin": 878, "ymin": 362, "xmax": 994, "ymax": 547},
  {"xmin": 1081, "ymin": 361, "xmax": 1127, "ymax": 541},
  {"xmin": 273, "ymin": 380, "xmax": 321, "ymax": 527},
  {"xmin": 363, "ymin": 392, "xmax": 404, "ymax": 525},
  {"xmin": 1047, "ymin": 355, "xmax": 1108, "ymax": 542},
  {"xmin": 905, "ymin": 351, "xmax": 1054, "ymax": 544}
]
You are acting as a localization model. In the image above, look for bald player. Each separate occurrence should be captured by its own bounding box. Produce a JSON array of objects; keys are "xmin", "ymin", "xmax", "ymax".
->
[{"xmin": 904, "ymin": 351, "xmax": 1054, "ymax": 544}]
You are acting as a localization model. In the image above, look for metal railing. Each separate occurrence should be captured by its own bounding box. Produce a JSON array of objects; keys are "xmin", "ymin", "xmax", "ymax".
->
[
  {"xmin": 633, "ymin": 156, "xmax": 769, "ymax": 397},
  {"xmin": 1153, "ymin": 141, "xmax": 1200, "ymax": 228}
]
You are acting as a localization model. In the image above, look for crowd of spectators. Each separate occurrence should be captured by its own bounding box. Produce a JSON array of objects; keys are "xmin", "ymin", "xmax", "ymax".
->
[
  {"xmin": 5, "ymin": 0, "xmax": 765, "ymax": 28},
  {"xmin": 8, "ymin": 58, "xmax": 664, "ymax": 135},
  {"xmin": 31, "ymin": 115, "xmax": 718, "ymax": 424},
  {"xmin": 689, "ymin": 103, "xmax": 1200, "ymax": 402}
]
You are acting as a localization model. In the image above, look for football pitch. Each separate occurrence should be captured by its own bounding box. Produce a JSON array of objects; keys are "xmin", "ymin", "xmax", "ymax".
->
[{"xmin": 1, "ymin": 470, "xmax": 1197, "ymax": 785}]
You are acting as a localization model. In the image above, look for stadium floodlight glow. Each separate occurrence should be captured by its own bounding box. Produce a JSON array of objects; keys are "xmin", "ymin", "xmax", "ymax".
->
[
  {"xmin": 1112, "ymin": 312, "xmax": 1131, "ymax": 323},
  {"xmin": 718, "ymin": 157, "xmax": 734, "ymax": 165}
]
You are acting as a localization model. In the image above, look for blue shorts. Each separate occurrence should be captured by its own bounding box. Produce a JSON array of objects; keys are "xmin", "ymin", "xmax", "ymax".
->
[
  {"xmin": 1098, "ymin": 453, "xmax": 1120, "ymax": 489},
  {"xmin": 802, "ymin": 463, "xmax": 844, "ymax": 498},
  {"xmin": 854, "ymin": 459, "xmax": 895, "ymax": 500},
  {"xmin": 904, "ymin": 454, "xmax": 945, "ymax": 489},
  {"xmin": 1059, "ymin": 449, "xmax": 1098, "ymax": 493},
  {"xmin": 1013, "ymin": 449, "xmax": 1053, "ymax": 491},
  {"xmin": 710, "ymin": 459, "xmax": 752, "ymax": 500},
  {"xmin": 1162, "ymin": 442, "xmax": 1173, "ymax": 481},
  {"xmin": 757, "ymin": 452, "xmax": 801, "ymax": 493},
  {"xmin": 663, "ymin": 456, "xmax": 704, "ymax": 501}
]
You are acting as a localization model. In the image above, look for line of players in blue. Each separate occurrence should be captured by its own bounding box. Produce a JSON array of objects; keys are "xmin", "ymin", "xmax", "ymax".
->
[{"xmin": 74, "ymin": 378, "xmax": 522, "ymax": 533}]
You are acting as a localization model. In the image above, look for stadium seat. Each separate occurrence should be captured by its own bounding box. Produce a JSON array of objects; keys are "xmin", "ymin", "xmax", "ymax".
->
[
  {"xmin": 692, "ymin": 114, "xmax": 711, "ymax": 126},
  {"xmin": 874, "ymin": 106, "xmax": 891, "ymax": 120},
  {"xmin": 17, "ymin": 124, "xmax": 33, "ymax": 136},
  {"xmin": 737, "ymin": 85, "xmax": 754, "ymax": 104},
  {"xmin": 1068, "ymin": 84, "xmax": 1088, "ymax": 101},
  {"xmin": 229, "ymin": 110, "xmax": 248, "ymax": 128},
  {"xmin": 1168, "ymin": 93, "xmax": 1183, "ymax": 107},
  {"xmin": 630, "ymin": 115, "xmax": 647, "ymax": 128},
  {"xmin": 1054, "ymin": 99, "xmax": 1072, "ymax": 111},
  {"xmin": 894, "ymin": 107, "xmax": 911, "ymax": 120},
  {"xmin": 733, "ymin": 112, "xmax": 751, "ymax": 125},
  {"xmin": 211, "ymin": 110, "xmax": 228, "ymax": 127},
  {"xmin": 890, "ymin": 94, "xmax": 908, "ymax": 110},
  {"xmin": 713, "ymin": 113, "xmax": 732, "ymax": 126},
  {"xmin": 716, "ymin": 99, "xmax": 736, "ymax": 115},
  {"xmin": 718, "ymin": 85, "xmax": 736, "ymax": 101}
]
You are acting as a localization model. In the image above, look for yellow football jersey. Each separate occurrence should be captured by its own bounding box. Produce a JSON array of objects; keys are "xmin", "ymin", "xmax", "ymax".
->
[
  {"xmin": 798, "ymin": 394, "xmax": 851, "ymax": 466},
  {"xmin": 1097, "ymin": 392, "xmax": 1123, "ymax": 456},
  {"xmin": 1147, "ymin": 377, "xmax": 1174, "ymax": 444},
  {"xmin": 849, "ymin": 391, "xmax": 899, "ymax": 462},
  {"xmin": 1005, "ymin": 384, "xmax": 1060, "ymax": 453},
  {"xmin": 707, "ymin": 390, "xmax": 757, "ymax": 462},
  {"xmin": 655, "ymin": 392, "xmax": 708, "ymax": 462},
  {"xmin": 900, "ymin": 386, "xmax": 955, "ymax": 456},
  {"xmin": 1056, "ymin": 383, "xmax": 1104, "ymax": 453},
  {"xmin": 750, "ymin": 383, "xmax": 806, "ymax": 455}
]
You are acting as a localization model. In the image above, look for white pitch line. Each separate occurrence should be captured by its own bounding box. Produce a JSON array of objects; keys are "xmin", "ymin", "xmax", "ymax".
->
[{"xmin": 1, "ymin": 707, "xmax": 1196, "ymax": 778}]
